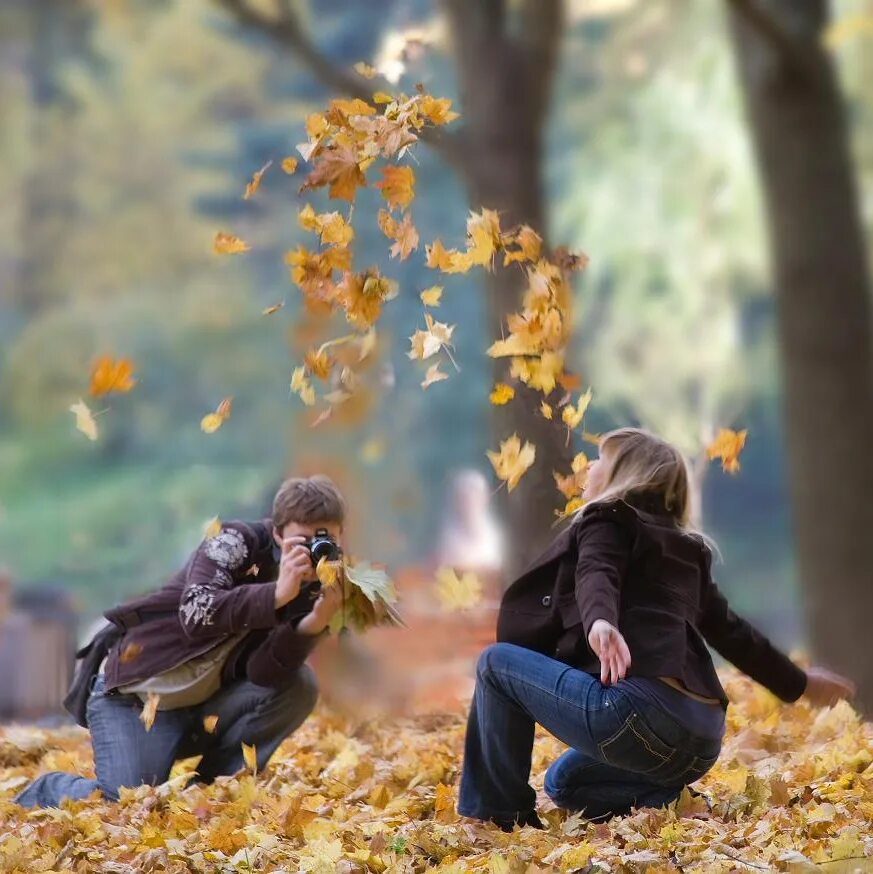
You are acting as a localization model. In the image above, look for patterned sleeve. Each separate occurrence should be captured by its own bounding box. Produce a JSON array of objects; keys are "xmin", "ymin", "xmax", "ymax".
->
[{"xmin": 179, "ymin": 523, "xmax": 279, "ymax": 639}]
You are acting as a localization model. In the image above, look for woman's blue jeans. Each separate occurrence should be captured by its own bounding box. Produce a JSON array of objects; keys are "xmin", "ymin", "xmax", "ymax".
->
[
  {"xmin": 14, "ymin": 668, "xmax": 318, "ymax": 808},
  {"xmin": 459, "ymin": 643, "xmax": 722, "ymax": 824}
]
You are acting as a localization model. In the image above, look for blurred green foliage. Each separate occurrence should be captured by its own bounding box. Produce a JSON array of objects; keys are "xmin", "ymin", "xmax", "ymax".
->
[{"xmin": 0, "ymin": 0, "xmax": 870, "ymax": 646}]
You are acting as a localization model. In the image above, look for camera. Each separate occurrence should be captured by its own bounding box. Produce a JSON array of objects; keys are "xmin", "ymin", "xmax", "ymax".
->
[{"xmin": 306, "ymin": 528, "xmax": 343, "ymax": 564}]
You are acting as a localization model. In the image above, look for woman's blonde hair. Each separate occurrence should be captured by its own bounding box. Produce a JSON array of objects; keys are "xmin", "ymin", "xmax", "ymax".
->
[{"xmin": 582, "ymin": 427, "xmax": 693, "ymax": 527}]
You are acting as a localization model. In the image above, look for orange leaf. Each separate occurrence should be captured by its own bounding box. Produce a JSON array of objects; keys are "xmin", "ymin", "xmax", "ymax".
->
[
  {"xmin": 203, "ymin": 714, "xmax": 219, "ymax": 734},
  {"xmin": 376, "ymin": 165, "xmax": 415, "ymax": 211},
  {"xmin": 489, "ymin": 383, "xmax": 515, "ymax": 405},
  {"xmin": 90, "ymin": 357, "xmax": 137, "ymax": 396},
  {"xmin": 281, "ymin": 157, "xmax": 299, "ymax": 175},
  {"xmin": 213, "ymin": 231, "xmax": 251, "ymax": 255},
  {"xmin": 243, "ymin": 160, "xmax": 272, "ymax": 200},
  {"xmin": 707, "ymin": 428, "xmax": 748, "ymax": 474},
  {"xmin": 140, "ymin": 692, "xmax": 160, "ymax": 731}
]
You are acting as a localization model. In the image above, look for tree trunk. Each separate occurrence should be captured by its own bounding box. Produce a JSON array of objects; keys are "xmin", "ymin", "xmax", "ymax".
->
[
  {"xmin": 727, "ymin": 0, "xmax": 873, "ymax": 710},
  {"xmin": 444, "ymin": 0, "xmax": 571, "ymax": 576}
]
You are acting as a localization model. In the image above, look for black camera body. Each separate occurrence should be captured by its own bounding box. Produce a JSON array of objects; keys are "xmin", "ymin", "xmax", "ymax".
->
[{"xmin": 306, "ymin": 528, "xmax": 343, "ymax": 564}]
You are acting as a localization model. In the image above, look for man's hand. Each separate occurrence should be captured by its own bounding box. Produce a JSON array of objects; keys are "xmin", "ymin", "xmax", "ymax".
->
[
  {"xmin": 588, "ymin": 619, "xmax": 631, "ymax": 686},
  {"xmin": 297, "ymin": 583, "xmax": 344, "ymax": 636},
  {"xmin": 275, "ymin": 536, "xmax": 312, "ymax": 609},
  {"xmin": 803, "ymin": 666, "xmax": 856, "ymax": 707}
]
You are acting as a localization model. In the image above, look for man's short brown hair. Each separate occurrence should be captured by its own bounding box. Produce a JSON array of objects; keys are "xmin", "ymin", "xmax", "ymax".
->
[{"xmin": 272, "ymin": 475, "xmax": 346, "ymax": 530}]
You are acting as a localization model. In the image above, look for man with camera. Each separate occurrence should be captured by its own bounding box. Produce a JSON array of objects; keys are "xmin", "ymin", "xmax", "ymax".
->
[{"xmin": 14, "ymin": 475, "xmax": 347, "ymax": 808}]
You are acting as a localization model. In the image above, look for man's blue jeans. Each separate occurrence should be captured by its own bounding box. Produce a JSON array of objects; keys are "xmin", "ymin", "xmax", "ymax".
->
[
  {"xmin": 459, "ymin": 643, "xmax": 722, "ymax": 824},
  {"xmin": 14, "ymin": 667, "xmax": 318, "ymax": 808}
]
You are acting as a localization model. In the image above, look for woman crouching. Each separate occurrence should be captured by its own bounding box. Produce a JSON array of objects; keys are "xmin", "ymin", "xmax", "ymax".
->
[{"xmin": 458, "ymin": 428, "xmax": 855, "ymax": 829}]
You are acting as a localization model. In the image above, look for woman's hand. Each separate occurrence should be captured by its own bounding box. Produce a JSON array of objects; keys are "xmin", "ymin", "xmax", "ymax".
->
[
  {"xmin": 588, "ymin": 619, "xmax": 631, "ymax": 685},
  {"xmin": 803, "ymin": 666, "xmax": 856, "ymax": 707},
  {"xmin": 297, "ymin": 583, "xmax": 344, "ymax": 636}
]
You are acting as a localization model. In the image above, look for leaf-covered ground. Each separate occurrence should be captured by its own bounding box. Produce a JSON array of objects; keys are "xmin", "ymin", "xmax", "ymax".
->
[{"xmin": 1, "ymin": 671, "xmax": 871, "ymax": 873}]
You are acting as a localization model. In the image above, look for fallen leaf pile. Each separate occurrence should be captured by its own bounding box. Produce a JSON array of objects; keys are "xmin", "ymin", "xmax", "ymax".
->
[{"xmin": 1, "ymin": 670, "xmax": 871, "ymax": 872}]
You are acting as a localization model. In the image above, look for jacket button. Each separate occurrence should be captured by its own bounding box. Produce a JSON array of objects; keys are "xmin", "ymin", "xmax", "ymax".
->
[{"xmin": 542, "ymin": 595, "xmax": 552, "ymax": 607}]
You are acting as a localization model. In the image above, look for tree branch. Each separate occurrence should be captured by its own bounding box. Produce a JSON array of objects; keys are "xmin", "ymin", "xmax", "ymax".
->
[{"xmin": 214, "ymin": 0, "xmax": 462, "ymax": 166}]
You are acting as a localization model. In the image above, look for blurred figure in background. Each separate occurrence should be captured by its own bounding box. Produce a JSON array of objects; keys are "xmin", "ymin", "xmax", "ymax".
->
[{"xmin": 437, "ymin": 469, "xmax": 504, "ymax": 602}]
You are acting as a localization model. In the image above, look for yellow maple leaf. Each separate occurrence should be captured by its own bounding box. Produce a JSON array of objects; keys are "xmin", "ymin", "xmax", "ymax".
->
[
  {"xmin": 488, "ymin": 335, "xmax": 539, "ymax": 358},
  {"xmin": 242, "ymin": 742, "xmax": 258, "ymax": 774},
  {"xmin": 291, "ymin": 366, "xmax": 316, "ymax": 406},
  {"xmin": 465, "ymin": 208, "xmax": 501, "ymax": 268},
  {"xmin": 140, "ymin": 692, "xmax": 160, "ymax": 731},
  {"xmin": 420, "ymin": 286, "xmax": 443, "ymax": 307},
  {"xmin": 707, "ymin": 428, "xmax": 748, "ymax": 474},
  {"xmin": 487, "ymin": 433, "xmax": 536, "ymax": 492},
  {"xmin": 435, "ymin": 567, "xmax": 483, "ymax": 611},
  {"xmin": 243, "ymin": 160, "xmax": 272, "ymax": 200},
  {"xmin": 281, "ymin": 157, "xmax": 298, "ymax": 175},
  {"xmin": 378, "ymin": 209, "xmax": 419, "ymax": 260},
  {"xmin": 541, "ymin": 402, "xmax": 553, "ymax": 420},
  {"xmin": 316, "ymin": 557, "xmax": 343, "ymax": 588},
  {"xmin": 376, "ymin": 165, "xmax": 415, "ymax": 210},
  {"xmin": 562, "ymin": 388, "xmax": 593, "ymax": 430},
  {"xmin": 90, "ymin": 356, "xmax": 137, "ymax": 396},
  {"xmin": 503, "ymin": 225, "xmax": 543, "ymax": 265},
  {"xmin": 203, "ymin": 714, "xmax": 219, "ymax": 734},
  {"xmin": 69, "ymin": 399, "xmax": 98, "ymax": 441},
  {"xmin": 373, "ymin": 91, "xmax": 394, "ymax": 104},
  {"xmin": 422, "ymin": 363, "xmax": 449, "ymax": 389},
  {"xmin": 419, "ymin": 95, "xmax": 460, "ymax": 126},
  {"xmin": 489, "ymin": 383, "xmax": 515, "ymax": 405},
  {"xmin": 204, "ymin": 516, "xmax": 222, "ymax": 538},
  {"xmin": 556, "ymin": 496, "xmax": 585, "ymax": 520},
  {"xmin": 213, "ymin": 231, "xmax": 250, "ymax": 255}
]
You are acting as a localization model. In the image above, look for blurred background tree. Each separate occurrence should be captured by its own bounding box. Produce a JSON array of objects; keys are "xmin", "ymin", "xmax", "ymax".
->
[{"xmin": 1, "ymin": 0, "xmax": 871, "ymax": 703}]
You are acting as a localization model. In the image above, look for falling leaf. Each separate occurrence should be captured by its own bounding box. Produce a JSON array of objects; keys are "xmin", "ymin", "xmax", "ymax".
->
[
  {"xmin": 421, "ymin": 363, "xmax": 449, "ymax": 389},
  {"xmin": 90, "ymin": 357, "xmax": 137, "ymax": 396},
  {"xmin": 262, "ymin": 301, "xmax": 285, "ymax": 315},
  {"xmin": 246, "ymin": 564, "xmax": 259, "ymax": 577},
  {"xmin": 562, "ymin": 388, "xmax": 593, "ymax": 430},
  {"xmin": 316, "ymin": 557, "xmax": 342, "ymax": 588},
  {"xmin": 203, "ymin": 714, "xmax": 219, "ymax": 734},
  {"xmin": 487, "ymin": 434, "xmax": 536, "ymax": 492},
  {"xmin": 204, "ymin": 516, "xmax": 222, "ymax": 538},
  {"xmin": 200, "ymin": 413, "xmax": 223, "ymax": 434},
  {"xmin": 707, "ymin": 428, "xmax": 748, "ymax": 474},
  {"xmin": 435, "ymin": 567, "xmax": 483, "ymax": 611},
  {"xmin": 69, "ymin": 399, "xmax": 98, "ymax": 441},
  {"xmin": 541, "ymin": 402, "xmax": 553, "ymax": 420},
  {"xmin": 200, "ymin": 397, "xmax": 233, "ymax": 433},
  {"xmin": 281, "ymin": 157, "xmax": 299, "ymax": 175},
  {"xmin": 502, "ymin": 225, "xmax": 543, "ymax": 265},
  {"xmin": 120, "ymin": 643, "xmax": 143, "ymax": 664},
  {"xmin": 243, "ymin": 160, "xmax": 272, "ymax": 200},
  {"xmin": 213, "ymin": 231, "xmax": 251, "ymax": 255},
  {"xmin": 140, "ymin": 693, "xmax": 160, "ymax": 731},
  {"xmin": 489, "ymin": 383, "xmax": 515, "ymax": 406},
  {"xmin": 377, "ymin": 209, "xmax": 419, "ymax": 260},
  {"xmin": 420, "ymin": 286, "xmax": 443, "ymax": 307},
  {"xmin": 354, "ymin": 61, "xmax": 378, "ymax": 78},
  {"xmin": 291, "ymin": 366, "xmax": 317, "ymax": 406},
  {"xmin": 242, "ymin": 742, "xmax": 258, "ymax": 774},
  {"xmin": 376, "ymin": 165, "xmax": 415, "ymax": 211}
]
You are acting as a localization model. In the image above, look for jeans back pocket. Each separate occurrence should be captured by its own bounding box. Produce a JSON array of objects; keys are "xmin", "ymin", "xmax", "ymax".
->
[{"xmin": 598, "ymin": 711, "xmax": 677, "ymax": 775}]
